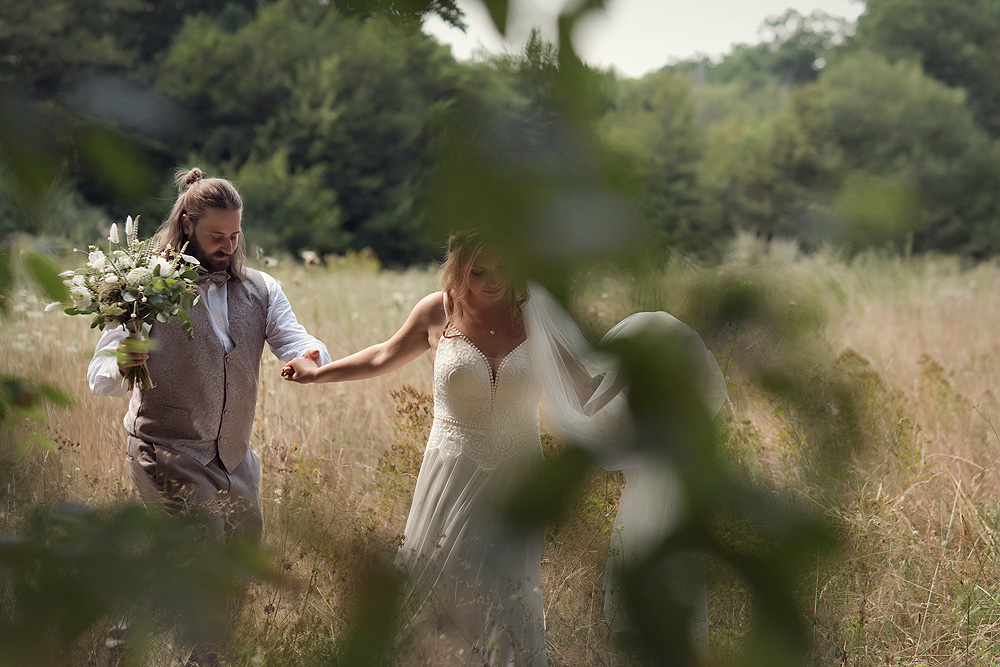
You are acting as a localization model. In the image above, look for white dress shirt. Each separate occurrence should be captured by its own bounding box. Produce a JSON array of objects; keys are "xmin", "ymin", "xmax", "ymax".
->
[{"xmin": 88, "ymin": 271, "xmax": 331, "ymax": 396}]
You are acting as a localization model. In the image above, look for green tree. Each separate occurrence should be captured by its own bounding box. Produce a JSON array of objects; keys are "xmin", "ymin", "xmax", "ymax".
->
[
  {"xmin": 0, "ymin": 0, "xmax": 136, "ymax": 94},
  {"xmin": 675, "ymin": 9, "xmax": 851, "ymax": 90},
  {"xmin": 601, "ymin": 72, "xmax": 712, "ymax": 252},
  {"xmin": 699, "ymin": 85, "xmax": 839, "ymax": 244},
  {"xmin": 227, "ymin": 151, "xmax": 346, "ymax": 257},
  {"xmin": 0, "ymin": 0, "xmax": 213, "ymax": 234},
  {"xmin": 159, "ymin": 0, "xmax": 457, "ymax": 263},
  {"xmin": 852, "ymin": 0, "xmax": 1000, "ymax": 137},
  {"xmin": 331, "ymin": 0, "xmax": 464, "ymax": 28},
  {"xmin": 820, "ymin": 52, "xmax": 1000, "ymax": 253}
]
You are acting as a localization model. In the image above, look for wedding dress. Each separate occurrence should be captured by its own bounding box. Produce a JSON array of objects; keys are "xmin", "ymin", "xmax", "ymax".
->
[
  {"xmin": 395, "ymin": 325, "xmax": 547, "ymax": 666},
  {"xmin": 394, "ymin": 285, "xmax": 727, "ymax": 665}
]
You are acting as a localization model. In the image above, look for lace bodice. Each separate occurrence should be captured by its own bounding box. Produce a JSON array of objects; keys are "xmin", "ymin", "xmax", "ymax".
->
[{"xmin": 427, "ymin": 332, "xmax": 542, "ymax": 469}]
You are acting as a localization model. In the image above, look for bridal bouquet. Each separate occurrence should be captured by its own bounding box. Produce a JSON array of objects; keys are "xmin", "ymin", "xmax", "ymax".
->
[{"xmin": 61, "ymin": 216, "xmax": 202, "ymax": 390}]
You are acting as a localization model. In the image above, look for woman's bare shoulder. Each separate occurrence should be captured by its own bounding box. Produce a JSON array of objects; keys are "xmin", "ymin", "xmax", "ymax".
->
[{"xmin": 411, "ymin": 291, "xmax": 446, "ymax": 325}]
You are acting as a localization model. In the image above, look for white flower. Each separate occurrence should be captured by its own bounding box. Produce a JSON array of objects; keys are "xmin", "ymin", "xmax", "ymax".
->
[
  {"xmin": 124, "ymin": 216, "xmax": 134, "ymax": 238},
  {"xmin": 114, "ymin": 251, "xmax": 135, "ymax": 269},
  {"xmin": 87, "ymin": 250, "xmax": 107, "ymax": 272},
  {"xmin": 148, "ymin": 257, "xmax": 173, "ymax": 277},
  {"xmin": 109, "ymin": 223, "xmax": 119, "ymax": 244},
  {"xmin": 104, "ymin": 273, "xmax": 119, "ymax": 284},
  {"xmin": 44, "ymin": 301, "xmax": 62, "ymax": 312},
  {"xmin": 58, "ymin": 270, "xmax": 74, "ymax": 278},
  {"xmin": 72, "ymin": 274, "xmax": 86, "ymax": 288},
  {"xmin": 126, "ymin": 267, "xmax": 154, "ymax": 286},
  {"xmin": 69, "ymin": 286, "xmax": 92, "ymax": 308}
]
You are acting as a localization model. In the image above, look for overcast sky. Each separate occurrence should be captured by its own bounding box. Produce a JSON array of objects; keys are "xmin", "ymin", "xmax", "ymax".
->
[{"xmin": 423, "ymin": 0, "xmax": 867, "ymax": 78}]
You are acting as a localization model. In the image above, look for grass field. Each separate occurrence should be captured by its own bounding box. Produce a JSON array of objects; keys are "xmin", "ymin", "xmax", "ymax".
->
[{"xmin": 3, "ymin": 237, "xmax": 1000, "ymax": 666}]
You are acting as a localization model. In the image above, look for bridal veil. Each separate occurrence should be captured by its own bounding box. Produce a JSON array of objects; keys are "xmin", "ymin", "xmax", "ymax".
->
[{"xmin": 522, "ymin": 282, "xmax": 728, "ymax": 645}]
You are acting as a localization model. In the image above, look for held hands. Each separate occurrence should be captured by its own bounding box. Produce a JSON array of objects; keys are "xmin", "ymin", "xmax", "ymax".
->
[{"xmin": 281, "ymin": 348, "xmax": 322, "ymax": 383}]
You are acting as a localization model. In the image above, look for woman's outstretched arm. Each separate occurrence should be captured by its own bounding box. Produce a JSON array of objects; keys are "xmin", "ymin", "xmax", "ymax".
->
[{"xmin": 281, "ymin": 292, "xmax": 444, "ymax": 384}]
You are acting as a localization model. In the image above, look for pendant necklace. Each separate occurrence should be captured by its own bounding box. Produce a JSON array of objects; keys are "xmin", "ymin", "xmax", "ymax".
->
[
  {"xmin": 477, "ymin": 299, "xmax": 503, "ymax": 335},
  {"xmin": 488, "ymin": 312, "xmax": 503, "ymax": 335}
]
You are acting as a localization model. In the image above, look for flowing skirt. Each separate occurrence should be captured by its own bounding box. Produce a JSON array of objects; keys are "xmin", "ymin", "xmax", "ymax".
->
[{"xmin": 395, "ymin": 440, "xmax": 546, "ymax": 667}]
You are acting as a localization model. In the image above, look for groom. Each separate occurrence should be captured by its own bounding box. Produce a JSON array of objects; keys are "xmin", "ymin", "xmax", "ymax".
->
[
  {"xmin": 89, "ymin": 177, "xmax": 329, "ymax": 543},
  {"xmin": 88, "ymin": 171, "xmax": 328, "ymax": 665}
]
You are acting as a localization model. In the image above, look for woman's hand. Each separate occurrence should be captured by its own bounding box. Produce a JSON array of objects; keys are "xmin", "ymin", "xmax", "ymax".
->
[{"xmin": 281, "ymin": 349, "xmax": 321, "ymax": 383}]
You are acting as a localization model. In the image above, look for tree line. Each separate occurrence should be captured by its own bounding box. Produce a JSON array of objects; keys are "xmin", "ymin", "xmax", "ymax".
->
[{"xmin": 2, "ymin": 0, "xmax": 999, "ymax": 264}]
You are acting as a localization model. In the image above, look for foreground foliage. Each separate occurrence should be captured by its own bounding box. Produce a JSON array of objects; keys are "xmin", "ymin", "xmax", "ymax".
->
[{"xmin": 4, "ymin": 241, "xmax": 1000, "ymax": 664}]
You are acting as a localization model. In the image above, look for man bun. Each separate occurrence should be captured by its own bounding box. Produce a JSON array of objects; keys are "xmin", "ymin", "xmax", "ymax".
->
[{"xmin": 176, "ymin": 167, "xmax": 204, "ymax": 191}]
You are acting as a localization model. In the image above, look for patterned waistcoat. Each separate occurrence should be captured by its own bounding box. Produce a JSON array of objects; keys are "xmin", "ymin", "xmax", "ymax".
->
[{"xmin": 124, "ymin": 269, "xmax": 268, "ymax": 472}]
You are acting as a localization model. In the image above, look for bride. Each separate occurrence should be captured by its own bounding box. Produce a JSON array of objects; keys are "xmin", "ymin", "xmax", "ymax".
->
[{"xmin": 281, "ymin": 230, "xmax": 727, "ymax": 665}]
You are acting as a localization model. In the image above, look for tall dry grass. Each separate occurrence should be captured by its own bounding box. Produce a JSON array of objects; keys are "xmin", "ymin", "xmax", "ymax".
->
[{"xmin": 4, "ymin": 238, "xmax": 1000, "ymax": 665}]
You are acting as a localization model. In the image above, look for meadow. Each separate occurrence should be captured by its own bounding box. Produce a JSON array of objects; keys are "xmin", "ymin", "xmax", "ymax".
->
[{"xmin": 3, "ymin": 236, "xmax": 1000, "ymax": 666}]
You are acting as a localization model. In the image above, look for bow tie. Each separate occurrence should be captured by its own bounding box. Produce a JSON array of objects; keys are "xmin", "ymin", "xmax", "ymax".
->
[{"xmin": 197, "ymin": 271, "xmax": 230, "ymax": 287}]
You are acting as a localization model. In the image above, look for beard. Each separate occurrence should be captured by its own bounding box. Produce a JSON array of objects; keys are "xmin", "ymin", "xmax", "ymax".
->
[{"xmin": 186, "ymin": 234, "xmax": 233, "ymax": 273}]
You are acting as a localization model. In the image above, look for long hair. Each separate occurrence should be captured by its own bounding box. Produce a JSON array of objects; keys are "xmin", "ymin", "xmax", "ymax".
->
[
  {"xmin": 155, "ymin": 168, "xmax": 246, "ymax": 279},
  {"xmin": 439, "ymin": 229, "xmax": 528, "ymax": 335}
]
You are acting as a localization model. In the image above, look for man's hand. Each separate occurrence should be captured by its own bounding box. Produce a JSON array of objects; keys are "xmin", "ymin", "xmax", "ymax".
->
[
  {"xmin": 115, "ymin": 337, "xmax": 151, "ymax": 376},
  {"xmin": 281, "ymin": 348, "xmax": 321, "ymax": 383}
]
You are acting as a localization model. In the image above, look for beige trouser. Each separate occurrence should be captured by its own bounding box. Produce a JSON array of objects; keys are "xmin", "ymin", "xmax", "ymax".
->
[{"xmin": 126, "ymin": 435, "xmax": 264, "ymax": 545}]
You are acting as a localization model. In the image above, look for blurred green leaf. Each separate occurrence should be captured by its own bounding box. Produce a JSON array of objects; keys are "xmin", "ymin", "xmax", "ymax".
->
[
  {"xmin": 0, "ymin": 503, "xmax": 276, "ymax": 666},
  {"xmin": 334, "ymin": 563, "xmax": 402, "ymax": 667},
  {"xmin": 75, "ymin": 124, "xmax": 159, "ymax": 204},
  {"xmin": 0, "ymin": 86, "xmax": 61, "ymax": 209},
  {"xmin": 0, "ymin": 252, "xmax": 12, "ymax": 309},
  {"xmin": 503, "ymin": 446, "xmax": 595, "ymax": 527},
  {"xmin": 24, "ymin": 252, "xmax": 68, "ymax": 303},
  {"xmin": 480, "ymin": 0, "xmax": 508, "ymax": 34}
]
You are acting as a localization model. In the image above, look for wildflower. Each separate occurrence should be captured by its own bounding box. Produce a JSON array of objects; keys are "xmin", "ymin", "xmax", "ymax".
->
[
  {"xmin": 124, "ymin": 215, "xmax": 134, "ymax": 238},
  {"xmin": 104, "ymin": 273, "xmax": 119, "ymax": 284},
  {"xmin": 109, "ymin": 223, "xmax": 119, "ymax": 244}
]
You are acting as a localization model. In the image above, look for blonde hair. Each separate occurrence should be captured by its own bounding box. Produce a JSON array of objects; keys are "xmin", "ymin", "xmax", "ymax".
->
[
  {"xmin": 440, "ymin": 229, "xmax": 527, "ymax": 335},
  {"xmin": 155, "ymin": 168, "xmax": 246, "ymax": 279}
]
